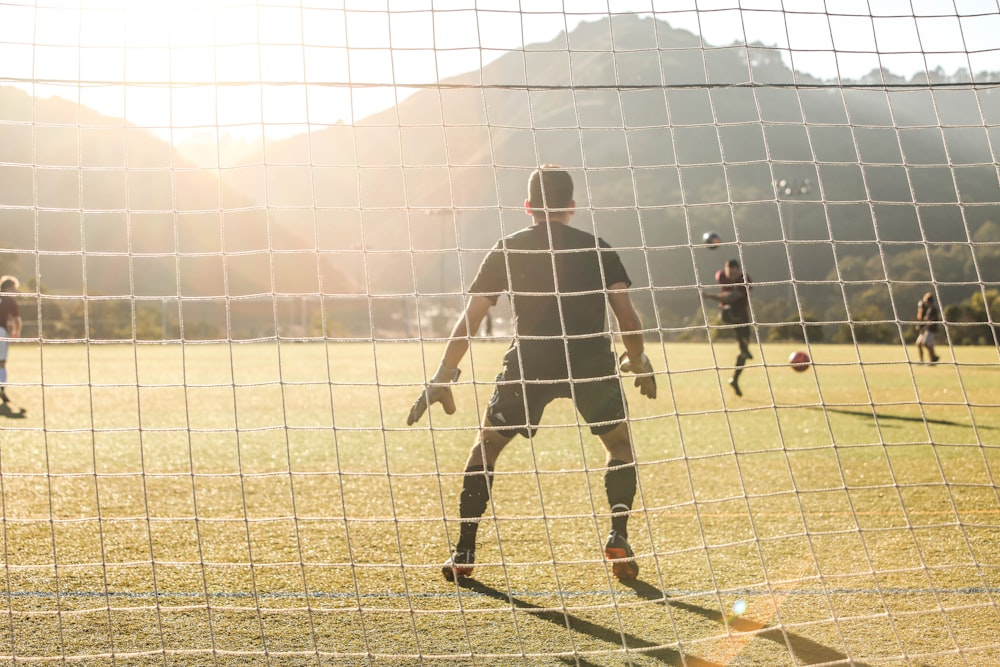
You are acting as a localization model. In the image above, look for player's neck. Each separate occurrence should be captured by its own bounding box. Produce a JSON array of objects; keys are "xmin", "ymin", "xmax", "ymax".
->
[{"xmin": 532, "ymin": 214, "xmax": 570, "ymax": 226}]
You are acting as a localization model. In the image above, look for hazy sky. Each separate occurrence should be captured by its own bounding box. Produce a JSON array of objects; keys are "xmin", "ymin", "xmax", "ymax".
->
[{"xmin": 2, "ymin": 0, "xmax": 998, "ymax": 140}]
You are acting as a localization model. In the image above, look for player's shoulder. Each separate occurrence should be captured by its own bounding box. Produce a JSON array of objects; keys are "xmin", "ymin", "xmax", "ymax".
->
[
  {"xmin": 562, "ymin": 224, "xmax": 616, "ymax": 250},
  {"xmin": 565, "ymin": 223, "xmax": 598, "ymax": 239},
  {"xmin": 497, "ymin": 225, "xmax": 539, "ymax": 249}
]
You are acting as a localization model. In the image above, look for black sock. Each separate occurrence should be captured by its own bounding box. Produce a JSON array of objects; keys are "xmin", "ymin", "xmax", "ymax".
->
[
  {"xmin": 604, "ymin": 460, "xmax": 636, "ymax": 538},
  {"xmin": 457, "ymin": 465, "xmax": 494, "ymax": 551},
  {"xmin": 733, "ymin": 348, "xmax": 750, "ymax": 381}
]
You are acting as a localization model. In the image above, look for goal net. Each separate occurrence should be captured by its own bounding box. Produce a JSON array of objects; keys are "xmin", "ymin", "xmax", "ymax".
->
[{"xmin": 1, "ymin": 2, "xmax": 998, "ymax": 664}]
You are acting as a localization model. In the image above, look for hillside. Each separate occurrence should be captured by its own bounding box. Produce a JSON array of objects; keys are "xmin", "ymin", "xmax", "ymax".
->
[
  {"xmin": 225, "ymin": 14, "xmax": 1000, "ymax": 329},
  {"xmin": 2, "ymin": 14, "xmax": 999, "ymax": 339}
]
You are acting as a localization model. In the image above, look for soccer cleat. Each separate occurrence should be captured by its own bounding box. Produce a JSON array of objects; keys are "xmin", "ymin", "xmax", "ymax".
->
[
  {"xmin": 931, "ymin": 355, "xmax": 940, "ymax": 364},
  {"xmin": 604, "ymin": 531, "xmax": 638, "ymax": 581},
  {"xmin": 0, "ymin": 388, "xmax": 9, "ymax": 405},
  {"xmin": 442, "ymin": 549, "xmax": 475, "ymax": 582},
  {"xmin": 728, "ymin": 377, "xmax": 742, "ymax": 397}
]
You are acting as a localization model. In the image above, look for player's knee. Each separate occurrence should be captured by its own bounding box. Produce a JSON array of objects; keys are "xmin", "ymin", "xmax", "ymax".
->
[
  {"xmin": 599, "ymin": 423, "xmax": 634, "ymax": 464},
  {"xmin": 467, "ymin": 423, "xmax": 512, "ymax": 468}
]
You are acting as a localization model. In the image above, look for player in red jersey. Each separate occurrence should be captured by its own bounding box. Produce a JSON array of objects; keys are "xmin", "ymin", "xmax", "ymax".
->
[{"xmin": 703, "ymin": 259, "xmax": 754, "ymax": 397}]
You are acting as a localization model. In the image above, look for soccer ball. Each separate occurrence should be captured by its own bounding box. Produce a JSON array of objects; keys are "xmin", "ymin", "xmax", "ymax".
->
[
  {"xmin": 789, "ymin": 351, "xmax": 811, "ymax": 372},
  {"xmin": 702, "ymin": 231, "xmax": 721, "ymax": 248}
]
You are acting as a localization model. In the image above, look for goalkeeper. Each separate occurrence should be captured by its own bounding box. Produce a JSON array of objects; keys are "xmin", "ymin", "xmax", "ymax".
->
[{"xmin": 407, "ymin": 165, "xmax": 657, "ymax": 583}]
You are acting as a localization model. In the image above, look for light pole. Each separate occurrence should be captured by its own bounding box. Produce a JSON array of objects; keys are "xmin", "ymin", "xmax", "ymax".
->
[{"xmin": 775, "ymin": 178, "xmax": 812, "ymax": 304}]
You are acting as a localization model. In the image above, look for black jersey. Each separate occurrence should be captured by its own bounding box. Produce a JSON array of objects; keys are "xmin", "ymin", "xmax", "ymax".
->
[
  {"xmin": 469, "ymin": 221, "xmax": 630, "ymax": 379},
  {"xmin": 917, "ymin": 298, "xmax": 940, "ymax": 332}
]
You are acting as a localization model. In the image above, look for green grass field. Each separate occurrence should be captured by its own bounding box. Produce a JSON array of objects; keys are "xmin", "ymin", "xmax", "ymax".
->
[{"xmin": 0, "ymin": 341, "xmax": 998, "ymax": 665}]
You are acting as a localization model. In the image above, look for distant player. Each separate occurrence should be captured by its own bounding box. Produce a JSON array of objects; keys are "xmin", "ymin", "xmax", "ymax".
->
[
  {"xmin": 407, "ymin": 165, "xmax": 657, "ymax": 582},
  {"xmin": 0, "ymin": 275, "xmax": 23, "ymax": 409},
  {"xmin": 915, "ymin": 292, "xmax": 942, "ymax": 364},
  {"xmin": 703, "ymin": 259, "xmax": 754, "ymax": 397}
]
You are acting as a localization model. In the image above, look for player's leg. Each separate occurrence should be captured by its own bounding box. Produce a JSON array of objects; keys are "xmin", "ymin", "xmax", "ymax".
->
[
  {"xmin": 443, "ymin": 375, "xmax": 550, "ymax": 581},
  {"xmin": 729, "ymin": 326, "xmax": 751, "ymax": 396},
  {"xmin": 598, "ymin": 422, "xmax": 636, "ymax": 534},
  {"xmin": 925, "ymin": 330, "xmax": 939, "ymax": 363},
  {"xmin": 915, "ymin": 330, "xmax": 926, "ymax": 362},
  {"xmin": 442, "ymin": 421, "xmax": 513, "ymax": 581},
  {"xmin": 598, "ymin": 423, "xmax": 640, "ymax": 581},
  {"xmin": 578, "ymin": 376, "xmax": 639, "ymax": 580},
  {"xmin": 737, "ymin": 325, "xmax": 753, "ymax": 361},
  {"xmin": 0, "ymin": 340, "xmax": 8, "ymax": 404}
]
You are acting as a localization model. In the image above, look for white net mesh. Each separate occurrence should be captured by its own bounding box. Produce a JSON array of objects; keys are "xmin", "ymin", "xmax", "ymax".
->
[{"xmin": 1, "ymin": 2, "xmax": 999, "ymax": 664}]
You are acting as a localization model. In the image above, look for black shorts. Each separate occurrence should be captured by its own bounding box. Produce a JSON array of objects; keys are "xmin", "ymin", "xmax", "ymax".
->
[
  {"xmin": 484, "ymin": 345, "xmax": 627, "ymax": 439},
  {"xmin": 720, "ymin": 310, "xmax": 751, "ymax": 344}
]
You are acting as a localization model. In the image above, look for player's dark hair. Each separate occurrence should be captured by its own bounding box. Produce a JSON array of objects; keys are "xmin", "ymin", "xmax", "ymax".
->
[
  {"xmin": 726, "ymin": 259, "xmax": 740, "ymax": 269},
  {"xmin": 527, "ymin": 165, "xmax": 573, "ymax": 210},
  {"xmin": 0, "ymin": 275, "xmax": 18, "ymax": 291}
]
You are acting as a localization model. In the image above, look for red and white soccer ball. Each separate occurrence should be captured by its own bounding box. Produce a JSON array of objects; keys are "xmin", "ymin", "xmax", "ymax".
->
[{"xmin": 789, "ymin": 351, "xmax": 811, "ymax": 372}]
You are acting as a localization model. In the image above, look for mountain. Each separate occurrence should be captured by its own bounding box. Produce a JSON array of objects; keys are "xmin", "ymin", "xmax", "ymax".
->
[
  {"xmin": 230, "ymin": 14, "xmax": 1000, "ymax": 330},
  {"xmin": 0, "ymin": 87, "xmax": 361, "ymax": 311},
  {"xmin": 2, "ymin": 14, "xmax": 998, "ymax": 339}
]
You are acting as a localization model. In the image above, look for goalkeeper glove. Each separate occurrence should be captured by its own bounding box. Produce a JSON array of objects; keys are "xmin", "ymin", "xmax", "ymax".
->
[
  {"xmin": 407, "ymin": 365, "xmax": 461, "ymax": 425},
  {"xmin": 619, "ymin": 352, "xmax": 657, "ymax": 399}
]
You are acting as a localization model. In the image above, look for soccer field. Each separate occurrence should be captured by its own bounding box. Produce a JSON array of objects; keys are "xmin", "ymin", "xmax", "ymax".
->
[{"xmin": 0, "ymin": 341, "xmax": 998, "ymax": 665}]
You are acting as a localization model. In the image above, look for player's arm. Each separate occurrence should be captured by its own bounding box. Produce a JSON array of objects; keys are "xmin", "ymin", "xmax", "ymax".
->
[
  {"xmin": 608, "ymin": 283, "xmax": 643, "ymax": 360},
  {"xmin": 703, "ymin": 287, "xmax": 743, "ymax": 306},
  {"xmin": 608, "ymin": 283, "xmax": 656, "ymax": 399},
  {"xmin": 9, "ymin": 314, "xmax": 21, "ymax": 338},
  {"xmin": 406, "ymin": 295, "xmax": 493, "ymax": 425},
  {"xmin": 438, "ymin": 295, "xmax": 492, "ymax": 371}
]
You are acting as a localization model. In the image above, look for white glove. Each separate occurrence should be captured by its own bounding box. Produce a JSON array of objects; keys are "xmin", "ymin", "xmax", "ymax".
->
[
  {"xmin": 619, "ymin": 352, "xmax": 657, "ymax": 399},
  {"xmin": 407, "ymin": 365, "xmax": 461, "ymax": 425}
]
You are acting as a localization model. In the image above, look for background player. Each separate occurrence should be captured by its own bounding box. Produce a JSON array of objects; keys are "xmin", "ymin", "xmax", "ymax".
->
[
  {"xmin": 915, "ymin": 291, "xmax": 942, "ymax": 364},
  {"xmin": 0, "ymin": 275, "xmax": 23, "ymax": 410},
  {"xmin": 407, "ymin": 165, "xmax": 657, "ymax": 582},
  {"xmin": 703, "ymin": 259, "xmax": 754, "ymax": 397}
]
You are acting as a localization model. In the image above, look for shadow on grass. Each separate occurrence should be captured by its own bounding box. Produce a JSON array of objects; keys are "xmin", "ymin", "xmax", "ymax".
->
[
  {"xmin": 0, "ymin": 404, "xmax": 26, "ymax": 419},
  {"xmin": 624, "ymin": 579, "xmax": 872, "ymax": 667},
  {"xmin": 813, "ymin": 406, "xmax": 994, "ymax": 430},
  {"xmin": 458, "ymin": 577, "xmax": 722, "ymax": 666}
]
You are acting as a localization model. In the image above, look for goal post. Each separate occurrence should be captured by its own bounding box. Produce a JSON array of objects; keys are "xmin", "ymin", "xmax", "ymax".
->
[{"xmin": 0, "ymin": 3, "xmax": 999, "ymax": 664}]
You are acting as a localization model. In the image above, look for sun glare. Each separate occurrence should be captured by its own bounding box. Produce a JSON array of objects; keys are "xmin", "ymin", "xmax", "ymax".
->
[
  {"xmin": 16, "ymin": 0, "xmax": 525, "ymax": 140},
  {"xmin": 3, "ymin": 0, "xmax": 997, "ymax": 147}
]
